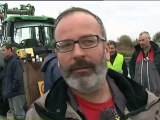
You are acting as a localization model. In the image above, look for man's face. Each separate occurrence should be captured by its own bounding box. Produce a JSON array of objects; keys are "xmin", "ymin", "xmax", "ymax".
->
[
  {"xmin": 139, "ymin": 33, "xmax": 150, "ymax": 49},
  {"xmin": 1, "ymin": 46, "xmax": 11, "ymax": 59},
  {"xmin": 109, "ymin": 44, "xmax": 116, "ymax": 56},
  {"xmin": 54, "ymin": 12, "xmax": 107, "ymax": 93}
]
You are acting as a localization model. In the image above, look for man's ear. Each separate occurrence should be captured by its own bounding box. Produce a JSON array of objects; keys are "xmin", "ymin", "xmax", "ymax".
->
[
  {"xmin": 105, "ymin": 42, "xmax": 110, "ymax": 53},
  {"xmin": 11, "ymin": 47, "xmax": 15, "ymax": 53},
  {"xmin": 57, "ymin": 60, "xmax": 60, "ymax": 68},
  {"xmin": 105, "ymin": 42, "xmax": 110, "ymax": 61},
  {"xmin": 53, "ymin": 49, "xmax": 58, "ymax": 57}
]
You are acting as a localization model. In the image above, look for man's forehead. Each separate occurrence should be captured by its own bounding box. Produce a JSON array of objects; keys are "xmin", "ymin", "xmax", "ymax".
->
[
  {"xmin": 55, "ymin": 11, "xmax": 101, "ymax": 40},
  {"xmin": 56, "ymin": 11, "xmax": 98, "ymax": 28},
  {"xmin": 1, "ymin": 46, "xmax": 6, "ymax": 49},
  {"xmin": 139, "ymin": 33, "xmax": 149, "ymax": 38},
  {"xmin": 1, "ymin": 47, "xmax": 6, "ymax": 51}
]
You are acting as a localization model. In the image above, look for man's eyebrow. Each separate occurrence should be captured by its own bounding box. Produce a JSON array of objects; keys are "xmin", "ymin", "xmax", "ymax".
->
[{"xmin": 57, "ymin": 34, "xmax": 97, "ymax": 41}]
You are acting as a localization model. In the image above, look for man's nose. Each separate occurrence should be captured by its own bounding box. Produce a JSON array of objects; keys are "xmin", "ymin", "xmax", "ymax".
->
[{"xmin": 72, "ymin": 44, "xmax": 85, "ymax": 59}]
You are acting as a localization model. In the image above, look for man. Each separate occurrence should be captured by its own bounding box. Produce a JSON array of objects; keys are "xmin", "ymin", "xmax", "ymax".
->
[
  {"xmin": 1, "ymin": 43, "xmax": 25, "ymax": 120},
  {"xmin": 107, "ymin": 40, "xmax": 128, "ymax": 76},
  {"xmin": 129, "ymin": 31, "xmax": 160, "ymax": 96},
  {"xmin": 41, "ymin": 52, "xmax": 61, "ymax": 93},
  {"xmin": 26, "ymin": 7, "xmax": 160, "ymax": 120}
]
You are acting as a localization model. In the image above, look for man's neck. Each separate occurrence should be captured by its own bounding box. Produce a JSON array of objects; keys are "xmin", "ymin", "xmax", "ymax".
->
[{"xmin": 73, "ymin": 81, "xmax": 112, "ymax": 103}]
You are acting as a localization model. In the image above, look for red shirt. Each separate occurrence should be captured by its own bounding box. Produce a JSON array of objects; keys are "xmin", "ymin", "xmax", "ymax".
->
[{"xmin": 76, "ymin": 95, "xmax": 114, "ymax": 120}]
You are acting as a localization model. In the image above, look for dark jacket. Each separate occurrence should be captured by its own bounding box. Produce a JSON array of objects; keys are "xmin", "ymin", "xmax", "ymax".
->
[
  {"xmin": 41, "ymin": 53, "xmax": 61, "ymax": 93},
  {"xmin": 2, "ymin": 54, "xmax": 25, "ymax": 98},
  {"xmin": 0, "ymin": 52, "xmax": 5, "ymax": 67},
  {"xmin": 0, "ymin": 52, "xmax": 5, "ymax": 81},
  {"xmin": 0, "ymin": 52, "xmax": 9, "ymax": 115},
  {"xmin": 25, "ymin": 69, "xmax": 157, "ymax": 120},
  {"xmin": 129, "ymin": 41, "xmax": 160, "ymax": 79}
]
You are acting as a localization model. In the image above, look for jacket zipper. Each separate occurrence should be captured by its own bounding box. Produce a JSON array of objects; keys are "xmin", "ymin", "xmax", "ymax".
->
[
  {"xmin": 146, "ymin": 59, "xmax": 151, "ymax": 91},
  {"xmin": 111, "ymin": 108, "xmax": 120, "ymax": 120}
]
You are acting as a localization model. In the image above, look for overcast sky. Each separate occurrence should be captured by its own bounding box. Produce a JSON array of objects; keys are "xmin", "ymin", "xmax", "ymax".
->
[{"xmin": 1, "ymin": 1, "xmax": 160, "ymax": 41}]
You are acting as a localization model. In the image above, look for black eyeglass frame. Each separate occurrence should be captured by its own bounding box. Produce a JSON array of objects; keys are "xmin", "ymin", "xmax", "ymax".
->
[{"xmin": 54, "ymin": 35, "xmax": 105, "ymax": 53}]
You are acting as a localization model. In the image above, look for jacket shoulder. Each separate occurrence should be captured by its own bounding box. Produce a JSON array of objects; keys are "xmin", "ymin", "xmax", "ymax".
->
[
  {"xmin": 26, "ymin": 91, "xmax": 49, "ymax": 120},
  {"xmin": 125, "ymin": 91, "xmax": 160, "ymax": 120},
  {"xmin": 25, "ymin": 105, "xmax": 42, "ymax": 120}
]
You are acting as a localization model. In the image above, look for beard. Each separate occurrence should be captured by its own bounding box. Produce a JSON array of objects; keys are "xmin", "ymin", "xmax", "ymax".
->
[
  {"xmin": 60, "ymin": 55, "xmax": 108, "ymax": 94},
  {"xmin": 140, "ymin": 44, "xmax": 145, "ymax": 49}
]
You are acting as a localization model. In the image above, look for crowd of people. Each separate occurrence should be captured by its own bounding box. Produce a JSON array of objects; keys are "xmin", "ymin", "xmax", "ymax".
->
[{"xmin": 0, "ymin": 6, "xmax": 160, "ymax": 120}]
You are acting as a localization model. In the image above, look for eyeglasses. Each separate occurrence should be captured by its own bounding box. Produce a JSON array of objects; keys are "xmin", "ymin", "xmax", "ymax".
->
[{"xmin": 54, "ymin": 35, "xmax": 105, "ymax": 53}]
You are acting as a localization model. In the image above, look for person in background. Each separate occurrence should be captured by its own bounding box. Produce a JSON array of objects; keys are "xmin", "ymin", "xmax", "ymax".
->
[
  {"xmin": 1, "ymin": 43, "xmax": 25, "ymax": 120},
  {"xmin": 0, "ymin": 50, "xmax": 9, "ymax": 116},
  {"xmin": 129, "ymin": 31, "xmax": 160, "ymax": 96},
  {"xmin": 41, "ymin": 51, "xmax": 61, "ymax": 93},
  {"xmin": 25, "ymin": 7, "xmax": 160, "ymax": 120},
  {"xmin": 106, "ymin": 40, "xmax": 128, "ymax": 76}
]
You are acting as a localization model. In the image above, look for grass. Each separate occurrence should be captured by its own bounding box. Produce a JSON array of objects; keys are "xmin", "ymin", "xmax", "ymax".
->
[{"xmin": 0, "ymin": 116, "xmax": 6, "ymax": 120}]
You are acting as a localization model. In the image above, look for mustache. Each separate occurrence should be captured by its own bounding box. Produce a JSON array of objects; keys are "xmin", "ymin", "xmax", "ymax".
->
[{"xmin": 68, "ymin": 59, "xmax": 95, "ymax": 72}]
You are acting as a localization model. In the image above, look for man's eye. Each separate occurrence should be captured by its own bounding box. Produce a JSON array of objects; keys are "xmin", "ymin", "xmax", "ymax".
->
[
  {"xmin": 82, "ymin": 39, "xmax": 95, "ymax": 45},
  {"xmin": 57, "ymin": 41, "xmax": 73, "ymax": 49},
  {"xmin": 61, "ymin": 42, "xmax": 72, "ymax": 47}
]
